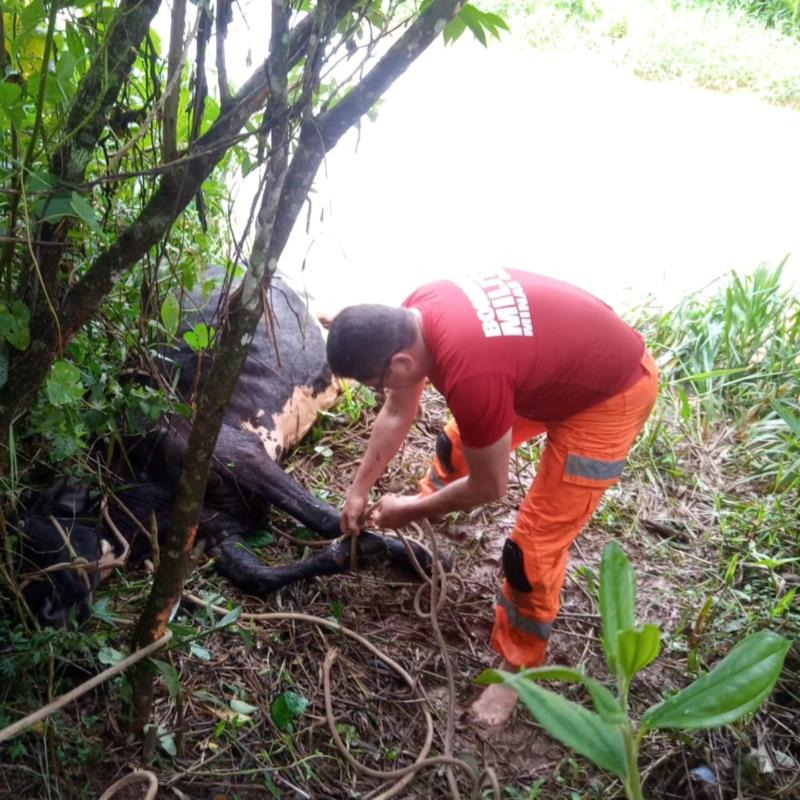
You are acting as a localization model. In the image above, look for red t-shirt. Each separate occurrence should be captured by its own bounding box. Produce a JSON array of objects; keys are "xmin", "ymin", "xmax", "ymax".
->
[{"xmin": 402, "ymin": 269, "xmax": 645, "ymax": 448}]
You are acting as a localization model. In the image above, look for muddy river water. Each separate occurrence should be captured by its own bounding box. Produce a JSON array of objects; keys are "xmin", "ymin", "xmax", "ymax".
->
[{"xmin": 271, "ymin": 37, "xmax": 799, "ymax": 316}]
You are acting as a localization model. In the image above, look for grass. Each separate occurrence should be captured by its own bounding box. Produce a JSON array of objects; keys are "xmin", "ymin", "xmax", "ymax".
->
[
  {"xmin": 624, "ymin": 262, "xmax": 798, "ymax": 790},
  {"xmin": 488, "ymin": 0, "xmax": 800, "ymax": 109}
]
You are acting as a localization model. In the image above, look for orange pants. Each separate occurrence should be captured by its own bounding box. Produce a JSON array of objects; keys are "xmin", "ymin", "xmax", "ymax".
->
[{"xmin": 419, "ymin": 352, "xmax": 659, "ymax": 668}]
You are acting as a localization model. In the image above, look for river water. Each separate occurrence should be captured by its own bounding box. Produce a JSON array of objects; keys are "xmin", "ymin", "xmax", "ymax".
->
[{"xmin": 274, "ymin": 37, "xmax": 800, "ymax": 317}]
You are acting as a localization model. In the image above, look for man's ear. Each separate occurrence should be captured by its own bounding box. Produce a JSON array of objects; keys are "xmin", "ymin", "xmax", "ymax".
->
[{"xmin": 390, "ymin": 350, "xmax": 415, "ymax": 375}]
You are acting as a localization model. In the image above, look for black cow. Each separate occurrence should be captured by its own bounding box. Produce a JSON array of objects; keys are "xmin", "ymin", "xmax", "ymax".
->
[{"xmin": 12, "ymin": 273, "xmax": 430, "ymax": 627}]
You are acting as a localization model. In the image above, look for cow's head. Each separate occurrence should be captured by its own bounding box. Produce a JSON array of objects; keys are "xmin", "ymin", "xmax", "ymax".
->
[{"xmin": 15, "ymin": 479, "xmax": 103, "ymax": 628}]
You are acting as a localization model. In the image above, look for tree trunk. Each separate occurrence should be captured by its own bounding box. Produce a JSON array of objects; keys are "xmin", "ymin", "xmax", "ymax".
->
[
  {"xmin": 127, "ymin": 0, "xmax": 467, "ymax": 734},
  {"xmin": 129, "ymin": 0, "xmax": 295, "ymax": 733}
]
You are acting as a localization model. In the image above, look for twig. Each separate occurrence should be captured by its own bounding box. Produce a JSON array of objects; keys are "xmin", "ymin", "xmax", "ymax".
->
[
  {"xmin": 101, "ymin": 497, "xmax": 131, "ymax": 566},
  {"xmin": 109, "ymin": 19, "xmax": 202, "ymax": 178},
  {"xmin": 50, "ymin": 515, "xmax": 91, "ymax": 591},
  {"xmin": 19, "ymin": 499, "xmax": 132, "ymax": 584}
]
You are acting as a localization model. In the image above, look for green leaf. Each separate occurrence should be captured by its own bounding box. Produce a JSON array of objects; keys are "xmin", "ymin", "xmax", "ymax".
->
[
  {"xmin": 0, "ymin": 83, "xmax": 22, "ymax": 109},
  {"xmin": 183, "ymin": 322, "xmax": 215, "ymax": 351},
  {"xmin": 98, "ymin": 646, "xmax": 124, "ymax": 666},
  {"xmin": 65, "ymin": 24, "xmax": 85, "ymax": 64},
  {"xmin": 152, "ymin": 659, "xmax": 181, "ymax": 699},
  {"xmin": 175, "ymin": 402, "xmax": 194, "ymax": 419},
  {"xmin": 210, "ymin": 605, "xmax": 241, "ymax": 631},
  {"xmin": 0, "ymin": 83, "xmax": 24, "ymax": 127},
  {"xmin": 190, "ymin": 643, "xmax": 212, "ymax": 661},
  {"xmin": 55, "ymin": 51, "xmax": 77, "ymax": 86},
  {"xmin": 271, "ymin": 690, "xmax": 309, "ymax": 733},
  {"xmin": 46, "ymin": 360, "xmax": 84, "ymax": 406},
  {"xmin": 157, "ymin": 727, "xmax": 177, "ymax": 757},
  {"xmin": 70, "ymin": 191, "xmax": 102, "ymax": 234},
  {"xmin": 8, "ymin": 300, "xmax": 30, "ymax": 350},
  {"xmin": 246, "ymin": 529, "xmax": 276, "ymax": 547},
  {"xmin": 477, "ymin": 665, "xmax": 624, "ymax": 724},
  {"xmin": 29, "ymin": 170, "xmax": 57, "ymax": 194},
  {"xmin": 617, "ymin": 624, "xmax": 661, "ymax": 681},
  {"xmin": 599, "ymin": 541, "xmax": 636, "ymax": 676},
  {"xmin": 263, "ymin": 771, "xmax": 280, "ymax": 799},
  {"xmin": 37, "ymin": 192, "xmax": 76, "ymax": 224},
  {"xmin": 442, "ymin": 15, "xmax": 466, "ymax": 45},
  {"xmin": 0, "ymin": 301, "xmax": 31, "ymax": 349},
  {"xmin": 92, "ymin": 595, "xmax": 116, "ymax": 624},
  {"xmin": 642, "ymin": 631, "xmax": 790, "ymax": 731},
  {"xmin": 488, "ymin": 670, "xmax": 628, "ymax": 779},
  {"xmin": 160, "ymin": 293, "xmax": 181, "ymax": 339},
  {"xmin": 461, "ymin": 5, "xmax": 488, "ymax": 46},
  {"xmin": 230, "ymin": 698, "xmax": 259, "ymax": 716},
  {"xmin": 770, "ymin": 399, "xmax": 800, "ymax": 437},
  {"xmin": 481, "ymin": 11, "xmax": 510, "ymax": 34},
  {"xmin": 330, "ymin": 599, "xmax": 345, "ymax": 623}
]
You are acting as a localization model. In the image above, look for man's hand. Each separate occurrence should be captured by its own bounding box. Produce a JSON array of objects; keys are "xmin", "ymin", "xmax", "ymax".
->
[
  {"xmin": 341, "ymin": 490, "xmax": 369, "ymax": 536},
  {"xmin": 367, "ymin": 493, "xmax": 420, "ymax": 529}
]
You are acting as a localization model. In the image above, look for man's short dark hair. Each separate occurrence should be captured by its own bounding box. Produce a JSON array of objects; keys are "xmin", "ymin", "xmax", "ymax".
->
[{"xmin": 326, "ymin": 304, "xmax": 417, "ymax": 381}]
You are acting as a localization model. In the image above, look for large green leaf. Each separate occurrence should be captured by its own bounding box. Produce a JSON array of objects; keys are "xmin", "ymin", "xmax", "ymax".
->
[
  {"xmin": 642, "ymin": 631, "xmax": 790, "ymax": 731},
  {"xmin": 161, "ymin": 292, "xmax": 181, "ymax": 339},
  {"xmin": 477, "ymin": 666, "xmax": 624, "ymax": 724},
  {"xmin": 599, "ymin": 541, "xmax": 636, "ymax": 676},
  {"xmin": 70, "ymin": 191, "xmax": 103, "ymax": 234},
  {"xmin": 482, "ymin": 670, "xmax": 628, "ymax": 779},
  {"xmin": 0, "ymin": 300, "xmax": 30, "ymax": 350},
  {"xmin": 7, "ymin": 300, "xmax": 30, "ymax": 350},
  {"xmin": 270, "ymin": 690, "xmax": 309, "ymax": 734},
  {"xmin": 46, "ymin": 360, "xmax": 84, "ymax": 406},
  {"xmin": 617, "ymin": 624, "xmax": 661, "ymax": 681}
]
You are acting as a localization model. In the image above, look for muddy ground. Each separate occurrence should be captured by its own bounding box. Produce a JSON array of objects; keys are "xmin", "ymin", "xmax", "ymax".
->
[{"xmin": 2, "ymin": 389, "xmax": 797, "ymax": 799}]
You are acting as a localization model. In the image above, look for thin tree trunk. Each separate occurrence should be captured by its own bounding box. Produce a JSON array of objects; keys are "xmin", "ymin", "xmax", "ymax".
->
[
  {"xmin": 162, "ymin": 0, "xmax": 187, "ymax": 163},
  {"xmin": 127, "ymin": 0, "xmax": 467, "ymax": 734},
  {"xmin": 129, "ymin": 0, "xmax": 294, "ymax": 733}
]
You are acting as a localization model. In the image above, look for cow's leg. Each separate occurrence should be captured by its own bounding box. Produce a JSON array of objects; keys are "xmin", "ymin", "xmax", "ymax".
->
[
  {"xmin": 210, "ymin": 532, "xmax": 435, "ymax": 595},
  {"xmin": 156, "ymin": 421, "xmax": 342, "ymax": 537},
  {"xmin": 156, "ymin": 421, "xmax": 439, "ymax": 585}
]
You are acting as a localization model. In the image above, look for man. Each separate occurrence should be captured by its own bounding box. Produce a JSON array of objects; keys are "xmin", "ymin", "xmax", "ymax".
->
[{"xmin": 326, "ymin": 269, "xmax": 658, "ymax": 725}]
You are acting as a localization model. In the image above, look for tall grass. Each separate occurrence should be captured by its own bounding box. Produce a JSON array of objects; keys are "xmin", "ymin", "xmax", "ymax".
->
[
  {"xmin": 626, "ymin": 263, "xmax": 799, "ymax": 683},
  {"xmin": 647, "ymin": 262, "xmax": 799, "ymax": 489}
]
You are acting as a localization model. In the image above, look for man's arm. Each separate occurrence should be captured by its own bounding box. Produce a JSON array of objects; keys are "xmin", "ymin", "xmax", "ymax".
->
[
  {"xmin": 341, "ymin": 379, "xmax": 426, "ymax": 534},
  {"xmin": 368, "ymin": 428, "xmax": 512, "ymax": 529}
]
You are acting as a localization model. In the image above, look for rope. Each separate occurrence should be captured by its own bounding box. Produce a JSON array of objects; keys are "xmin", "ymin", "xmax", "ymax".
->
[
  {"xmin": 98, "ymin": 770, "xmax": 158, "ymax": 800},
  {"xmin": 185, "ymin": 522, "xmax": 500, "ymax": 800}
]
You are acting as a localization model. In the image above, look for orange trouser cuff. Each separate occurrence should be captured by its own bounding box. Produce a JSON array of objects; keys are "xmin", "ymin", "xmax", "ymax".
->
[{"xmin": 491, "ymin": 591, "xmax": 550, "ymax": 668}]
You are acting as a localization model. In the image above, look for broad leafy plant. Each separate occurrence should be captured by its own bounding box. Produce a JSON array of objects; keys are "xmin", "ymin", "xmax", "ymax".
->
[{"xmin": 478, "ymin": 541, "xmax": 790, "ymax": 800}]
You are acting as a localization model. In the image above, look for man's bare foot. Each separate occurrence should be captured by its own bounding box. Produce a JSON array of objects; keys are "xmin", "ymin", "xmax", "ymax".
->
[{"xmin": 469, "ymin": 682, "xmax": 519, "ymax": 726}]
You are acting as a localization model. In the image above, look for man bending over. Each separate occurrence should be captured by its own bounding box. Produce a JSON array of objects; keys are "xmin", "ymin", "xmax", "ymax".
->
[{"xmin": 325, "ymin": 269, "xmax": 658, "ymax": 726}]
